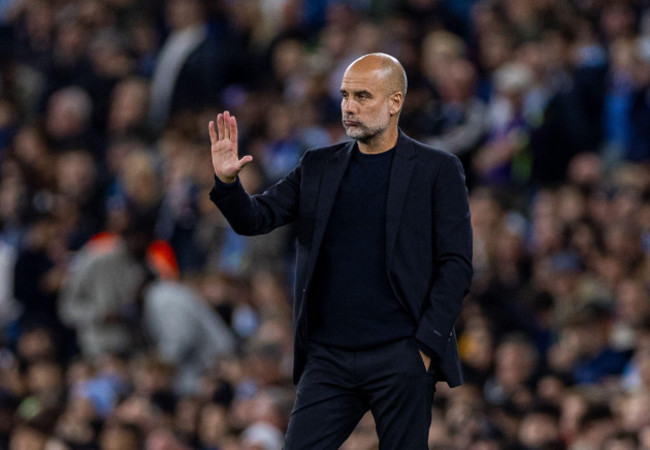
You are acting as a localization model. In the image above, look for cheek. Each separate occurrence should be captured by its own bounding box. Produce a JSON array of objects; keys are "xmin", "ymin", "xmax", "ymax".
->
[
  {"xmin": 366, "ymin": 104, "xmax": 384, "ymax": 119},
  {"xmin": 378, "ymin": 104, "xmax": 392, "ymax": 122}
]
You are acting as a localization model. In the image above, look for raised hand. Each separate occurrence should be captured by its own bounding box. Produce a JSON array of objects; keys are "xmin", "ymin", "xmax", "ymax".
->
[{"xmin": 209, "ymin": 111, "xmax": 253, "ymax": 184}]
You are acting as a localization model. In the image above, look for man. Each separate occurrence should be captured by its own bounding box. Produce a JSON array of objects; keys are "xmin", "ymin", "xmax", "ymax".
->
[
  {"xmin": 59, "ymin": 209, "xmax": 156, "ymax": 357},
  {"xmin": 149, "ymin": 0, "xmax": 236, "ymax": 131},
  {"xmin": 209, "ymin": 53, "xmax": 472, "ymax": 449}
]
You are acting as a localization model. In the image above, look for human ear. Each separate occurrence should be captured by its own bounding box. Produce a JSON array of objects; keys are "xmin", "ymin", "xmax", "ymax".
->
[{"xmin": 389, "ymin": 92, "xmax": 403, "ymax": 116}]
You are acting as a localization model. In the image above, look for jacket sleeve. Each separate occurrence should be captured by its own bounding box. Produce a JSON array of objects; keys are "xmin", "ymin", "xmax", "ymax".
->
[
  {"xmin": 209, "ymin": 162, "xmax": 302, "ymax": 236},
  {"xmin": 415, "ymin": 154, "xmax": 473, "ymax": 359}
]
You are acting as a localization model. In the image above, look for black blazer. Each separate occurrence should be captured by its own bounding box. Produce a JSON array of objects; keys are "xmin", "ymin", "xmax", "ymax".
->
[{"xmin": 210, "ymin": 130, "xmax": 473, "ymax": 386}]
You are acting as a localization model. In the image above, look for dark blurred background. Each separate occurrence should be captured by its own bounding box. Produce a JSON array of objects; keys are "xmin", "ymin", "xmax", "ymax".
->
[{"xmin": 1, "ymin": 0, "xmax": 650, "ymax": 449}]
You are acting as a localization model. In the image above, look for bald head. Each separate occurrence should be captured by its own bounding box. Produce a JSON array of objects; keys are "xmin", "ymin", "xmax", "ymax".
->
[
  {"xmin": 339, "ymin": 53, "xmax": 406, "ymax": 152},
  {"xmin": 345, "ymin": 53, "xmax": 408, "ymax": 98}
]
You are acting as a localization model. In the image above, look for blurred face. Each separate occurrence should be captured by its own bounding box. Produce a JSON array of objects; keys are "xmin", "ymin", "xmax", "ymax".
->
[
  {"xmin": 560, "ymin": 394, "xmax": 587, "ymax": 437},
  {"xmin": 536, "ymin": 375, "xmax": 565, "ymax": 405},
  {"xmin": 440, "ymin": 58, "xmax": 475, "ymax": 102},
  {"xmin": 272, "ymin": 39, "xmax": 303, "ymax": 82},
  {"xmin": 46, "ymin": 90, "xmax": 90, "ymax": 139},
  {"xmin": 108, "ymin": 79, "xmax": 149, "ymax": 131},
  {"xmin": 518, "ymin": 413, "xmax": 559, "ymax": 448},
  {"xmin": 199, "ymin": 404, "xmax": 228, "ymax": 445},
  {"xmin": 479, "ymin": 32, "xmax": 511, "ymax": 71},
  {"xmin": 166, "ymin": 0, "xmax": 202, "ymax": 30},
  {"xmin": 495, "ymin": 342, "xmax": 535, "ymax": 387},
  {"xmin": 121, "ymin": 151, "xmax": 160, "ymax": 208},
  {"xmin": 175, "ymin": 397, "xmax": 201, "ymax": 437},
  {"xmin": 56, "ymin": 19, "xmax": 86, "ymax": 59},
  {"xmin": 56, "ymin": 151, "xmax": 96, "ymax": 199},
  {"xmin": 340, "ymin": 63, "xmax": 393, "ymax": 143},
  {"xmin": 99, "ymin": 425, "xmax": 138, "ymax": 450},
  {"xmin": 621, "ymin": 394, "xmax": 650, "ymax": 431},
  {"xmin": 17, "ymin": 328, "xmax": 56, "ymax": 361},
  {"xmin": 617, "ymin": 279, "xmax": 650, "ymax": 323},
  {"xmin": 27, "ymin": 361, "xmax": 63, "ymax": 395},
  {"xmin": 9, "ymin": 427, "xmax": 47, "ymax": 450}
]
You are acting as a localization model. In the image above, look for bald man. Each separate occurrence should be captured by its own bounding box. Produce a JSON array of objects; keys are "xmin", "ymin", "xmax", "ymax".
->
[{"xmin": 209, "ymin": 53, "xmax": 472, "ymax": 448}]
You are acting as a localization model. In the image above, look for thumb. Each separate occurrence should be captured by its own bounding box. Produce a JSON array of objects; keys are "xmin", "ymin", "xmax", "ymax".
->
[{"xmin": 238, "ymin": 155, "xmax": 253, "ymax": 168}]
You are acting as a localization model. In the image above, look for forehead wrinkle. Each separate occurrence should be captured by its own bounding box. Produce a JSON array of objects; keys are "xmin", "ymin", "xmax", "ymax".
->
[{"xmin": 342, "ymin": 67, "xmax": 390, "ymax": 97}]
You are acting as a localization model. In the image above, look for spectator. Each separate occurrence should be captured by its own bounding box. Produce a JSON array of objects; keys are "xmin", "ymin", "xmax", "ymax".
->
[
  {"xmin": 58, "ymin": 208, "xmax": 157, "ymax": 357},
  {"xmin": 12, "ymin": 212, "xmax": 73, "ymax": 354},
  {"xmin": 517, "ymin": 403, "xmax": 562, "ymax": 449},
  {"xmin": 571, "ymin": 403, "xmax": 617, "ymax": 450},
  {"xmin": 148, "ymin": 0, "xmax": 238, "ymax": 131},
  {"xmin": 44, "ymin": 87, "xmax": 95, "ymax": 154},
  {"xmin": 106, "ymin": 76, "xmax": 151, "ymax": 139},
  {"xmin": 98, "ymin": 420, "xmax": 142, "ymax": 450},
  {"xmin": 484, "ymin": 334, "xmax": 539, "ymax": 410},
  {"xmin": 550, "ymin": 304, "xmax": 632, "ymax": 385},
  {"xmin": 602, "ymin": 431, "xmax": 640, "ymax": 450},
  {"xmin": 473, "ymin": 61, "xmax": 534, "ymax": 186},
  {"xmin": 197, "ymin": 399, "xmax": 232, "ymax": 449}
]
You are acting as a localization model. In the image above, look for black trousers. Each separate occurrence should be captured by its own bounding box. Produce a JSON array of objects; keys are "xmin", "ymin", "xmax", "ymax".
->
[{"xmin": 284, "ymin": 338, "xmax": 436, "ymax": 449}]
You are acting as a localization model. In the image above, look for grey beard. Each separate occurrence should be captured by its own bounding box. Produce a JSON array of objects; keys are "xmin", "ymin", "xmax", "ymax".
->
[{"xmin": 342, "ymin": 121, "xmax": 386, "ymax": 142}]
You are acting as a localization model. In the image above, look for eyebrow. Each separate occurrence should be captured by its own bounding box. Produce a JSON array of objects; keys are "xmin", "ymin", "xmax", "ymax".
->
[{"xmin": 340, "ymin": 89, "xmax": 374, "ymax": 97}]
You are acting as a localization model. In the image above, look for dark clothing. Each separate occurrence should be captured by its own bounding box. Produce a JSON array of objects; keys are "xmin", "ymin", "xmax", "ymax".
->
[
  {"xmin": 170, "ymin": 24, "xmax": 240, "ymax": 117},
  {"xmin": 308, "ymin": 147, "xmax": 416, "ymax": 349},
  {"xmin": 13, "ymin": 247, "xmax": 78, "ymax": 359},
  {"xmin": 13, "ymin": 248, "xmax": 58, "ymax": 328},
  {"xmin": 284, "ymin": 338, "xmax": 436, "ymax": 450},
  {"xmin": 531, "ymin": 66, "xmax": 607, "ymax": 185},
  {"xmin": 573, "ymin": 348, "xmax": 633, "ymax": 385},
  {"xmin": 210, "ymin": 129, "xmax": 472, "ymax": 447},
  {"xmin": 209, "ymin": 130, "xmax": 473, "ymax": 387}
]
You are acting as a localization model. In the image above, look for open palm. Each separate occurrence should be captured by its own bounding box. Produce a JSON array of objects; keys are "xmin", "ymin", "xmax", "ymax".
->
[{"xmin": 209, "ymin": 110, "xmax": 253, "ymax": 183}]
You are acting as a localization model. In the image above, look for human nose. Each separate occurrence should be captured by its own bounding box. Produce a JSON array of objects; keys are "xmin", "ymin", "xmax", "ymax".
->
[{"xmin": 342, "ymin": 97, "xmax": 356, "ymax": 114}]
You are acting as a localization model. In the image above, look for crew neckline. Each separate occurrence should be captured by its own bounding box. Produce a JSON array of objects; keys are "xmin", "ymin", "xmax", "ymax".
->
[{"xmin": 354, "ymin": 145, "xmax": 396, "ymax": 160}]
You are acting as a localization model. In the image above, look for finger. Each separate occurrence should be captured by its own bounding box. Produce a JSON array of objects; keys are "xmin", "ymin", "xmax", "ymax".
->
[
  {"xmin": 230, "ymin": 115, "xmax": 238, "ymax": 144},
  {"xmin": 223, "ymin": 110, "xmax": 230, "ymax": 141},
  {"xmin": 238, "ymin": 155, "xmax": 253, "ymax": 168},
  {"xmin": 209, "ymin": 121, "xmax": 217, "ymax": 146},
  {"xmin": 216, "ymin": 113, "xmax": 224, "ymax": 141}
]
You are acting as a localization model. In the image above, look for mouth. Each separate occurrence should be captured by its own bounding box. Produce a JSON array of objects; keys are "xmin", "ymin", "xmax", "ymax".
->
[{"xmin": 343, "ymin": 120, "xmax": 360, "ymax": 127}]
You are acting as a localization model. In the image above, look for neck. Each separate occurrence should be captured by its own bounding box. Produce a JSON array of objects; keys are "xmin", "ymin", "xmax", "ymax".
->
[{"xmin": 357, "ymin": 126, "xmax": 399, "ymax": 154}]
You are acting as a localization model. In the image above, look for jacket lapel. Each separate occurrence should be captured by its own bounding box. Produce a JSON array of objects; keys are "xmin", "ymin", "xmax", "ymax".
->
[
  {"xmin": 385, "ymin": 131, "xmax": 416, "ymax": 266},
  {"xmin": 296, "ymin": 141, "xmax": 353, "ymax": 327},
  {"xmin": 311, "ymin": 141, "xmax": 355, "ymax": 249}
]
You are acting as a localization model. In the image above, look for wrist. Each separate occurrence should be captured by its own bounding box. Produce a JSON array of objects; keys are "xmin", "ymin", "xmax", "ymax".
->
[{"xmin": 215, "ymin": 174, "xmax": 237, "ymax": 185}]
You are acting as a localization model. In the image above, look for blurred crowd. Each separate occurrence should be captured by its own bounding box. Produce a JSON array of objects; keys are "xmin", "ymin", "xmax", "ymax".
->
[{"xmin": 1, "ymin": 0, "xmax": 650, "ymax": 449}]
